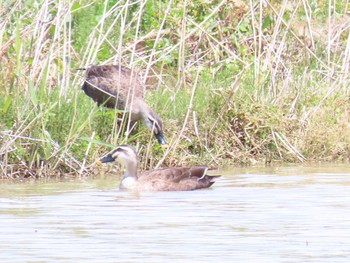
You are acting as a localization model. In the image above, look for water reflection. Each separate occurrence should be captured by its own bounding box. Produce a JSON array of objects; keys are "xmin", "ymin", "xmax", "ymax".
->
[{"xmin": 1, "ymin": 165, "xmax": 350, "ymax": 262}]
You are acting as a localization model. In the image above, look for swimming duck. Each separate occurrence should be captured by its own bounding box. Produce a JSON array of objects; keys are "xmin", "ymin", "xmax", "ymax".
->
[
  {"xmin": 98, "ymin": 145, "xmax": 221, "ymax": 191},
  {"xmin": 81, "ymin": 65, "xmax": 166, "ymax": 145}
]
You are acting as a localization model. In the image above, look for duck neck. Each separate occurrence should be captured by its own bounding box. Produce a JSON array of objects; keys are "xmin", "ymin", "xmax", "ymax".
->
[
  {"xmin": 120, "ymin": 160, "xmax": 138, "ymax": 190},
  {"xmin": 124, "ymin": 159, "xmax": 138, "ymax": 180},
  {"xmin": 139, "ymin": 101, "xmax": 152, "ymax": 120},
  {"xmin": 139, "ymin": 103, "xmax": 161, "ymax": 133}
]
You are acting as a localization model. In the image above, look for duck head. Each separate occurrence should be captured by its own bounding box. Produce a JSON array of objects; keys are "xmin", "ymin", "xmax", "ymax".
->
[
  {"xmin": 99, "ymin": 145, "xmax": 138, "ymax": 177},
  {"xmin": 84, "ymin": 65, "xmax": 115, "ymax": 78},
  {"xmin": 142, "ymin": 108, "xmax": 167, "ymax": 145}
]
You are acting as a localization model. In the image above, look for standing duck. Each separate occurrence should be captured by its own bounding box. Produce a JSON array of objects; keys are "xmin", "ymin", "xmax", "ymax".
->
[
  {"xmin": 98, "ymin": 145, "xmax": 221, "ymax": 191},
  {"xmin": 81, "ymin": 65, "xmax": 166, "ymax": 145}
]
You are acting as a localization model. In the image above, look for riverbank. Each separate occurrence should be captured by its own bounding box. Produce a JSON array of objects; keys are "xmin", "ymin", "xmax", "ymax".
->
[{"xmin": 1, "ymin": 1, "xmax": 349, "ymax": 178}]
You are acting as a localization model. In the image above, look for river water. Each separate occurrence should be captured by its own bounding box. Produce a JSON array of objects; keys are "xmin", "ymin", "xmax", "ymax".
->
[{"xmin": 1, "ymin": 165, "xmax": 350, "ymax": 262}]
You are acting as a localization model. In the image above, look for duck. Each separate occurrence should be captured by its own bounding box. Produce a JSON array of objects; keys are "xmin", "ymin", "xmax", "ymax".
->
[
  {"xmin": 81, "ymin": 64, "xmax": 166, "ymax": 145},
  {"xmin": 98, "ymin": 145, "xmax": 221, "ymax": 191}
]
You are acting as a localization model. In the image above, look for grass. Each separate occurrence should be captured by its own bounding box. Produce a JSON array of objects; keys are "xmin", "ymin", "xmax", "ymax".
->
[{"xmin": 1, "ymin": 0, "xmax": 350, "ymax": 178}]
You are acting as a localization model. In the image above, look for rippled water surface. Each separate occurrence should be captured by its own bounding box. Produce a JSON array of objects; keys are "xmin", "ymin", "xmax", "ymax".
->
[{"xmin": 1, "ymin": 165, "xmax": 350, "ymax": 262}]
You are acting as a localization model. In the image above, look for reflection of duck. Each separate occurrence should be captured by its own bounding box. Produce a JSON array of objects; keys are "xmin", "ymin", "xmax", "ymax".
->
[
  {"xmin": 81, "ymin": 65, "xmax": 166, "ymax": 145},
  {"xmin": 98, "ymin": 145, "xmax": 221, "ymax": 191}
]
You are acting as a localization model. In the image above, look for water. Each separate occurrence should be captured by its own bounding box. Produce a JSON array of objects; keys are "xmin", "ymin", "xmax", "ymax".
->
[{"xmin": 1, "ymin": 165, "xmax": 350, "ymax": 262}]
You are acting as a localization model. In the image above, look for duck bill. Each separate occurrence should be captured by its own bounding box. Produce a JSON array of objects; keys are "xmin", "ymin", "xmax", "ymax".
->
[
  {"xmin": 100, "ymin": 155, "xmax": 115, "ymax": 163},
  {"xmin": 155, "ymin": 132, "xmax": 167, "ymax": 145}
]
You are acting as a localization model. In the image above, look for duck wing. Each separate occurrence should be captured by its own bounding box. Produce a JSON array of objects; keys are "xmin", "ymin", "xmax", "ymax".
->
[
  {"xmin": 138, "ymin": 166, "xmax": 220, "ymax": 191},
  {"xmin": 82, "ymin": 76, "xmax": 123, "ymax": 108},
  {"xmin": 82, "ymin": 65, "xmax": 145, "ymax": 109}
]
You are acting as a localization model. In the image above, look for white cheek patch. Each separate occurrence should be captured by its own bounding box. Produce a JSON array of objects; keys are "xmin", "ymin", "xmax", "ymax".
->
[{"xmin": 116, "ymin": 152, "xmax": 131, "ymax": 164}]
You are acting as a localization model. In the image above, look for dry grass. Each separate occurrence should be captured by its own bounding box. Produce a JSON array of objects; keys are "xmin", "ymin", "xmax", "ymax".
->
[{"xmin": 1, "ymin": 0, "xmax": 350, "ymax": 178}]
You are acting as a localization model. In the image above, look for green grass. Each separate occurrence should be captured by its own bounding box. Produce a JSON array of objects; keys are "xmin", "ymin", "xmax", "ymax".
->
[{"xmin": 1, "ymin": 0, "xmax": 350, "ymax": 178}]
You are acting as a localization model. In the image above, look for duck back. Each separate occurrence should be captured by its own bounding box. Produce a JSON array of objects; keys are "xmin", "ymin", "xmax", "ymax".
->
[
  {"xmin": 135, "ymin": 167, "xmax": 220, "ymax": 191},
  {"xmin": 82, "ymin": 65, "xmax": 145, "ymax": 109}
]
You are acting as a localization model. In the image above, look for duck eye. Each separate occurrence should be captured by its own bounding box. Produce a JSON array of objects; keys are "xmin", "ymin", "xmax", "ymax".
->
[{"xmin": 148, "ymin": 118, "xmax": 160, "ymax": 133}]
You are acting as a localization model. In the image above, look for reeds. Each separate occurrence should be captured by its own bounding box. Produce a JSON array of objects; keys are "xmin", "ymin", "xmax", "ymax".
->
[{"xmin": 1, "ymin": 0, "xmax": 350, "ymax": 178}]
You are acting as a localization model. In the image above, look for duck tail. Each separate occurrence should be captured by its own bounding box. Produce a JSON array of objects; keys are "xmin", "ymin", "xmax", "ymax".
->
[{"xmin": 208, "ymin": 175, "xmax": 221, "ymax": 181}]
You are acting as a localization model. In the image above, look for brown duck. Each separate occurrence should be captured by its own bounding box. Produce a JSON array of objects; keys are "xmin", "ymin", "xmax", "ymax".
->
[
  {"xmin": 98, "ymin": 145, "xmax": 221, "ymax": 191},
  {"xmin": 81, "ymin": 65, "xmax": 166, "ymax": 145}
]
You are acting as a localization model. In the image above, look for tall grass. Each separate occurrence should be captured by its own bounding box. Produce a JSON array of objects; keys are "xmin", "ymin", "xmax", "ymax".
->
[{"xmin": 1, "ymin": 0, "xmax": 350, "ymax": 178}]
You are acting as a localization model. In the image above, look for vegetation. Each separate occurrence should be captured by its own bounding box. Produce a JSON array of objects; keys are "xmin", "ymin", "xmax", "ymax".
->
[{"xmin": 1, "ymin": 0, "xmax": 350, "ymax": 178}]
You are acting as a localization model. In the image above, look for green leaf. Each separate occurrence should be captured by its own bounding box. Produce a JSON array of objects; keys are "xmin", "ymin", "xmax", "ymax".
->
[
  {"xmin": 28, "ymin": 81, "xmax": 38, "ymax": 105},
  {"xmin": 2, "ymin": 95, "xmax": 12, "ymax": 113},
  {"xmin": 15, "ymin": 16, "xmax": 22, "ymax": 75},
  {"xmin": 71, "ymin": 3, "xmax": 81, "ymax": 12},
  {"xmin": 262, "ymin": 15, "xmax": 273, "ymax": 30},
  {"xmin": 239, "ymin": 22, "xmax": 249, "ymax": 33}
]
